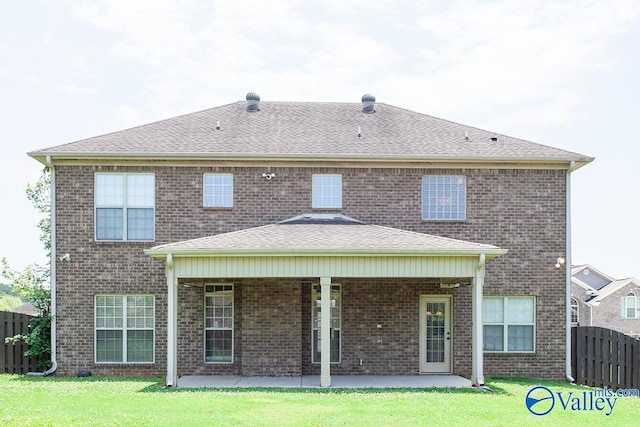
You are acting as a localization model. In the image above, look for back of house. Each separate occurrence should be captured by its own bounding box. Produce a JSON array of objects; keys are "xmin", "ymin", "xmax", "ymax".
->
[{"xmin": 29, "ymin": 93, "xmax": 592, "ymax": 386}]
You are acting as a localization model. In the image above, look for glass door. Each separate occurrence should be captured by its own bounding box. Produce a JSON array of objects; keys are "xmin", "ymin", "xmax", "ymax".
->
[{"xmin": 419, "ymin": 296, "xmax": 451, "ymax": 373}]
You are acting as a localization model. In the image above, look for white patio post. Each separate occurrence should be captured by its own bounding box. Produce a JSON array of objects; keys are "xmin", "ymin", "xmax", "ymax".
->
[
  {"xmin": 320, "ymin": 276, "xmax": 332, "ymax": 387},
  {"xmin": 471, "ymin": 253, "xmax": 486, "ymax": 387},
  {"xmin": 166, "ymin": 253, "xmax": 178, "ymax": 387}
]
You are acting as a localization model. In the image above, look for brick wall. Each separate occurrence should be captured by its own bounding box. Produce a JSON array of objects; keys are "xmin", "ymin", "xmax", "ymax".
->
[
  {"xmin": 590, "ymin": 282, "xmax": 640, "ymax": 338},
  {"xmin": 53, "ymin": 165, "xmax": 567, "ymax": 379}
]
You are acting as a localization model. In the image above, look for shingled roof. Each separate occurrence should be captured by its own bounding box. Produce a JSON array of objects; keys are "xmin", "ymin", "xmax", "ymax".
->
[
  {"xmin": 145, "ymin": 214, "xmax": 506, "ymax": 258},
  {"xmin": 29, "ymin": 95, "xmax": 593, "ymax": 167}
]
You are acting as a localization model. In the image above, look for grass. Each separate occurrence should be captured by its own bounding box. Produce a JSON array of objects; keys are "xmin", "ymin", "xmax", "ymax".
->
[{"xmin": 0, "ymin": 375, "xmax": 638, "ymax": 426}]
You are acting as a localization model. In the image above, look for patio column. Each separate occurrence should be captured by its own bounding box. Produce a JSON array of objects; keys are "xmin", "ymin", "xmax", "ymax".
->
[
  {"xmin": 166, "ymin": 254, "xmax": 178, "ymax": 387},
  {"xmin": 471, "ymin": 253, "xmax": 486, "ymax": 387},
  {"xmin": 320, "ymin": 276, "xmax": 332, "ymax": 387}
]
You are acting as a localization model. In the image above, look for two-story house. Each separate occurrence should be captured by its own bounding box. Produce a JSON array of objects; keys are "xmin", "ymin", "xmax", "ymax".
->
[
  {"xmin": 571, "ymin": 264, "xmax": 640, "ymax": 337},
  {"xmin": 29, "ymin": 93, "xmax": 592, "ymax": 387}
]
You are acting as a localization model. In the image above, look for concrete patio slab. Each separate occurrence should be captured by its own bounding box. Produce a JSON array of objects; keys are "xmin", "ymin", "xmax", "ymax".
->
[{"xmin": 178, "ymin": 375, "xmax": 472, "ymax": 389}]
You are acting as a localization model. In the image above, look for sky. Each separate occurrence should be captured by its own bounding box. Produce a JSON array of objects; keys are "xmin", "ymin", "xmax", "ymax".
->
[{"xmin": 1, "ymin": 0, "xmax": 639, "ymax": 279}]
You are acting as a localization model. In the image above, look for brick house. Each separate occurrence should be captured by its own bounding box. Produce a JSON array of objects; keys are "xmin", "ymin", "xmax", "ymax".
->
[
  {"xmin": 571, "ymin": 264, "xmax": 640, "ymax": 338},
  {"xmin": 29, "ymin": 93, "xmax": 592, "ymax": 387}
]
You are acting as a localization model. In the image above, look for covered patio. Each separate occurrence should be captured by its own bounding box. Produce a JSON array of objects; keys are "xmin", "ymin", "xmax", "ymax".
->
[{"xmin": 145, "ymin": 214, "xmax": 507, "ymax": 388}]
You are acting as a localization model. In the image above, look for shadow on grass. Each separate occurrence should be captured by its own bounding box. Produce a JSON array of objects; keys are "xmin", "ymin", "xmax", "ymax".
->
[{"xmin": 6, "ymin": 374, "xmax": 583, "ymax": 397}]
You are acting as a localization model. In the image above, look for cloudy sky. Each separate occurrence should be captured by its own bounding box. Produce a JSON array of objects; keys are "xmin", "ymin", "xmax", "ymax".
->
[{"xmin": 1, "ymin": 0, "xmax": 639, "ymax": 279}]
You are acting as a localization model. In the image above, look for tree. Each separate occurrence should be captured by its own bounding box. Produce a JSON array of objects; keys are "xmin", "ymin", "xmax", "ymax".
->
[{"xmin": 1, "ymin": 167, "xmax": 51, "ymax": 368}]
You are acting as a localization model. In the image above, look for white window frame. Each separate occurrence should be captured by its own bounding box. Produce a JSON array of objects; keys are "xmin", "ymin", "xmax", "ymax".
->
[
  {"xmin": 203, "ymin": 173, "xmax": 234, "ymax": 208},
  {"xmin": 312, "ymin": 174, "xmax": 342, "ymax": 209},
  {"xmin": 623, "ymin": 292, "xmax": 639, "ymax": 319},
  {"xmin": 422, "ymin": 176, "xmax": 466, "ymax": 220},
  {"xmin": 570, "ymin": 298, "xmax": 579, "ymax": 325},
  {"xmin": 94, "ymin": 173, "xmax": 155, "ymax": 241},
  {"xmin": 204, "ymin": 284, "xmax": 234, "ymax": 363},
  {"xmin": 311, "ymin": 284, "xmax": 342, "ymax": 364},
  {"xmin": 483, "ymin": 296, "xmax": 536, "ymax": 353},
  {"xmin": 94, "ymin": 295, "xmax": 155, "ymax": 364}
]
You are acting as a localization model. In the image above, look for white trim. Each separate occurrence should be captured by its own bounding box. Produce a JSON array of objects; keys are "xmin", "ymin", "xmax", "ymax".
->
[
  {"xmin": 203, "ymin": 173, "xmax": 234, "ymax": 208},
  {"xmin": 471, "ymin": 253, "xmax": 485, "ymax": 387},
  {"xmin": 312, "ymin": 174, "xmax": 342, "ymax": 209},
  {"xmin": 482, "ymin": 296, "xmax": 536, "ymax": 353},
  {"xmin": 166, "ymin": 254, "xmax": 177, "ymax": 386},
  {"xmin": 94, "ymin": 294, "xmax": 156, "ymax": 364},
  {"xmin": 419, "ymin": 295, "xmax": 452, "ymax": 373},
  {"xmin": 204, "ymin": 283, "xmax": 235, "ymax": 364},
  {"xmin": 320, "ymin": 277, "xmax": 332, "ymax": 387},
  {"xmin": 94, "ymin": 172, "xmax": 156, "ymax": 242}
]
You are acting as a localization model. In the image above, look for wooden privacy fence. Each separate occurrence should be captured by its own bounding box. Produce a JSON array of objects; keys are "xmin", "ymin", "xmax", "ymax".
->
[
  {"xmin": 1, "ymin": 311, "xmax": 37, "ymax": 374},
  {"xmin": 572, "ymin": 326, "xmax": 639, "ymax": 391}
]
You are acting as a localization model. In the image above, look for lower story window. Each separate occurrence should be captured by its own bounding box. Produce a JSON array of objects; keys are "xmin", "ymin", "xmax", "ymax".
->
[
  {"xmin": 95, "ymin": 295, "xmax": 155, "ymax": 363},
  {"xmin": 483, "ymin": 296, "xmax": 535, "ymax": 352},
  {"xmin": 205, "ymin": 284, "xmax": 234, "ymax": 363},
  {"xmin": 312, "ymin": 284, "xmax": 341, "ymax": 363}
]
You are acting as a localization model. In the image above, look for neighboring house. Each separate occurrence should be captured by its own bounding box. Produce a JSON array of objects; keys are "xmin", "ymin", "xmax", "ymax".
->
[
  {"xmin": 28, "ymin": 93, "xmax": 593, "ymax": 387},
  {"xmin": 12, "ymin": 302, "xmax": 37, "ymax": 316},
  {"xmin": 571, "ymin": 264, "xmax": 640, "ymax": 338}
]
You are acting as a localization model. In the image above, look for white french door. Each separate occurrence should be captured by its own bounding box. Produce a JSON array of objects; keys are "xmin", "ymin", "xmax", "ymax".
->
[{"xmin": 419, "ymin": 296, "xmax": 452, "ymax": 373}]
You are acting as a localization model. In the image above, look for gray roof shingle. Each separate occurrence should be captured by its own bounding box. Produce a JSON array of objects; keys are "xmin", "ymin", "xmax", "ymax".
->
[
  {"xmin": 146, "ymin": 219, "xmax": 506, "ymax": 257},
  {"xmin": 29, "ymin": 99, "xmax": 592, "ymax": 166}
]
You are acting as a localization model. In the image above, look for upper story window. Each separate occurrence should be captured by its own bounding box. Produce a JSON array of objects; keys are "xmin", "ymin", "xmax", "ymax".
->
[
  {"xmin": 95, "ymin": 173, "xmax": 155, "ymax": 241},
  {"xmin": 624, "ymin": 292, "xmax": 639, "ymax": 319},
  {"xmin": 203, "ymin": 173, "xmax": 233, "ymax": 208},
  {"xmin": 422, "ymin": 176, "xmax": 466, "ymax": 220},
  {"xmin": 312, "ymin": 174, "xmax": 342, "ymax": 208},
  {"xmin": 483, "ymin": 296, "xmax": 535, "ymax": 353},
  {"xmin": 570, "ymin": 298, "xmax": 579, "ymax": 325}
]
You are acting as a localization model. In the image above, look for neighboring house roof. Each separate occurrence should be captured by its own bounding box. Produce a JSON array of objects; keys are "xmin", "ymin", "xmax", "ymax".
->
[
  {"xmin": 571, "ymin": 264, "xmax": 613, "ymax": 291},
  {"xmin": 146, "ymin": 214, "xmax": 506, "ymax": 258},
  {"xmin": 571, "ymin": 263, "xmax": 639, "ymax": 305},
  {"xmin": 28, "ymin": 96, "xmax": 593, "ymax": 168},
  {"xmin": 12, "ymin": 302, "xmax": 37, "ymax": 316},
  {"xmin": 588, "ymin": 278, "xmax": 640, "ymax": 305}
]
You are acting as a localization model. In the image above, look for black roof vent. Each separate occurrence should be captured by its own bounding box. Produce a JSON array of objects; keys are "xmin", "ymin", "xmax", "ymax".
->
[
  {"xmin": 246, "ymin": 92, "xmax": 260, "ymax": 112},
  {"xmin": 361, "ymin": 94, "xmax": 376, "ymax": 114},
  {"xmin": 490, "ymin": 136, "xmax": 499, "ymax": 142}
]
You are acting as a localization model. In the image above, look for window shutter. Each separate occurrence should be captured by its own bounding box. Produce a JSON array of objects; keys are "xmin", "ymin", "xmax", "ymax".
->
[{"xmin": 622, "ymin": 297, "xmax": 626, "ymax": 318}]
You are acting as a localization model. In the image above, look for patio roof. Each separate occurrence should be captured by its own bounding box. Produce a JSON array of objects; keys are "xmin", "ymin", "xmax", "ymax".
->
[{"xmin": 145, "ymin": 214, "xmax": 506, "ymax": 259}]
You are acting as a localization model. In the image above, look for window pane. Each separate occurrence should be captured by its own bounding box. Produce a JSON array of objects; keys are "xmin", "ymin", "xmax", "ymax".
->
[
  {"xmin": 127, "ymin": 174, "xmax": 155, "ymax": 207},
  {"xmin": 422, "ymin": 176, "xmax": 466, "ymax": 220},
  {"xmin": 205, "ymin": 330, "xmax": 233, "ymax": 362},
  {"xmin": 507, "ymin": 298, "xmax": 534, "ymax": 323},
  {"xmin": 96, "ymin": 330, "xmax": 123, "ymax": 362},
  {"xmin": 483, "ymin": 325, "xmax": 504, "ymax": 351},
  {"xmin": 508, "ymin": 326, "xmax": 534, "ymax": 351},
  {"xmin": 311, "ymin": 285, "xmax": 341, "ymax": 363},
  {"xmin": 126, "ymin": 330, "xmax": 154, "ymax": 362},
  {"xmin": 96, "ymin": 208, "xmax": 123, "ymax": 240},
  {"xmin": 483, "ymin": 298, "xmax": 504, "ymax": 323},
  {"xmin": 204, "ymin": 174, "xmax": 233, "ymax": 207},
  {"xmin": 127, "ymin": 208, "xmax": 154, "ymax": 240},
  {"xmin": 312, "ymin": 175, "xmax": 342, "ymax": 208},
  {"xmin": 96, "ymin": 174, "xmax": 124, "ymax": 206},
  {"xmin": 127, "ymin": 295, "xmax": 154, "ymax": 329}
]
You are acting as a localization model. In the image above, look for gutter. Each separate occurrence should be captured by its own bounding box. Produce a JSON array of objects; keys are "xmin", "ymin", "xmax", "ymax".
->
[
  {"xmin": 27, "ymin": 155, "xmax": 57, "ymax": 376},
  {"xmin": 565, "ymin": 160, "xmax": 578, "ymax": 383}
]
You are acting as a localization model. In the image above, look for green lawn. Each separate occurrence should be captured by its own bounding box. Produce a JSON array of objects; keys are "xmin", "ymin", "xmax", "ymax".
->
[{"xmin": 0, "ymin": 375, "xmax": 637, "ymax": 426}]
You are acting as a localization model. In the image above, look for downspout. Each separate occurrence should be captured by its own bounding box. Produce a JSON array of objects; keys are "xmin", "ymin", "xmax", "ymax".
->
[
  {"xmin": 565, "ymin": 160, "xmax": 577, "ymax": 383},
  {"xmin": 27, "ymin": 155, "xmax": 57, "ymax": 376}
]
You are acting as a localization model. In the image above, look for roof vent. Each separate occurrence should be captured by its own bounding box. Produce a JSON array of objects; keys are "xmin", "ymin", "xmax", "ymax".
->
[
  {"xmin": 361, "ymin": 94, "xmax": 376, "ymax": 114},
  {"xmin": 490, "ymin": 136, "xmax": 499, "ymax": 142},
  {"xmin": 246, "ymin": 92, "xmax": 260, "ymax": 112}
]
